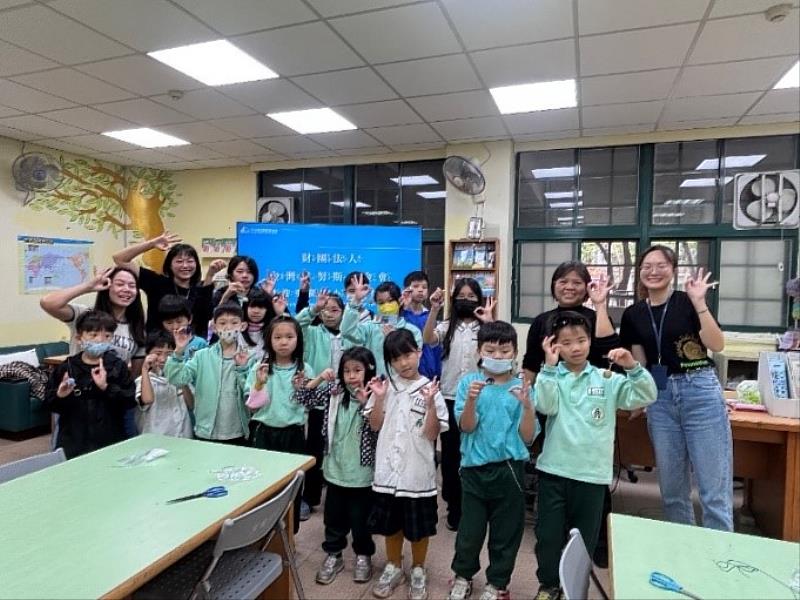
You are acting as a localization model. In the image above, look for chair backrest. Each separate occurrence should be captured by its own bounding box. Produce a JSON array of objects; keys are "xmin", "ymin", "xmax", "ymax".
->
[
  {"xmin": 559, "ymin": 528, "xmax": 592, "ymax": 600},
  {"xmin": 0, "ymin": 448, "xmax": 66, "ymax": 484}
]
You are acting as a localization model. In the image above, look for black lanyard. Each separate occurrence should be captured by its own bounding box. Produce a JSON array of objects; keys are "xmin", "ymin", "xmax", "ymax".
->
[{"xmin": 646, "ymin": 294, "xmax": 672, "ymax": 365}]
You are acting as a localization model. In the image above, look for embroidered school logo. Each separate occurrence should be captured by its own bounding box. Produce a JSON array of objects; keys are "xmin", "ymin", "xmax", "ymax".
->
[
  {"xmin": 591, "ymin": 407, "xmax": 604, "ymax": 422},
  {"xmin": 587, "ymin": 386, "xmax": 604, "ymax": 396}
]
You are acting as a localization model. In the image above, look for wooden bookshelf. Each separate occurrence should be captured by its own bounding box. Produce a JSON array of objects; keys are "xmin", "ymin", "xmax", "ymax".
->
[{"xmin": 448, "ymin": 238, "xmax": 499, "ymax": 302}]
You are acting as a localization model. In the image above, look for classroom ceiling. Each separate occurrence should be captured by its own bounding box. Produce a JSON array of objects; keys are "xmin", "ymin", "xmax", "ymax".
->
[{"xmin": 0, "ymin": 0, "xmax": 798, "ymax": 170}]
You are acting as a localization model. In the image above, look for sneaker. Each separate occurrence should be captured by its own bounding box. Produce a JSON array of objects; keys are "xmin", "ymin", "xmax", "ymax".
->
[
  {"xmin": 479, "ymin": 584, "xmax": 510, "ymax": 600},
  {"xmin": 533, "ymin": 586, "xmax": 561, "ymax": 600},
  {"xmin": 447, "ymin": 576, "xmax": 472, "ymax": 599},
  {"xmin": 315, "ymin": 554, "xmax": 344, "ymax": 585},
  {"xmin": 354, "ymin": 555, "xmax": 373, "ymax": 583},
  {"xmin": 372, "ymin": 562, "xmax": 405, "ymax": 598},
  {"xmin": 299, "ymin": 500, "xmax": 311, "ymax": 521},
  {"xmin": 408, "ymin": 566, "xmax": 428, "ymax": 600}
]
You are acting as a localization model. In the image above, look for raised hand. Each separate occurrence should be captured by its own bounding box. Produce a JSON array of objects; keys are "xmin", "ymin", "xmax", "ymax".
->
[
  {"xmin": 255, "ymin": 363, "xmax": 269, "ymax": 386},
  {"xmin": 474, "ymin": 297, "xmax": 496, "ymax": 322},
  {"xmin": 150, "ymin": 230, "xmax": 182, "ymax": 251},
  {"xmin": 588, "ymin": 274, "xmax": 616, "ymax": 306},
  {"xmin": 510, "ymin": 378, "xmax": 533, "ymax": 409},
  {"xmin": 319, "ymin": 368, "xmax": 336, "ymax": 382},
  {"xmin": 91, "ymin": 358, "xmax": 107, "ymax": 391},
  {"xmin": 234, "ymin": 348, "xmax": 250, "ymax": 367},
  {"xmin": 352, "ymin": 385, "xmax": 370, "ymax": 404},
  {"xmin": 221, "ymin": 281, "xmax": 246, "ymax": 302},
  {"xmin": 541, "ymin": 335, "xmax": 561, "ymax": 366},
  {"xmin": 272, "ymin": 292, "xmax": 288, "ymax": 315},
  {"xmin": 314, "ymin": 289, "xmax": 330, "ymax": 312},
  {"xmin": 206, "ymin": 259, "xmax": 227, "ymax": 278},
  {"xmin": 607, "ymin": 347, "xmax": 637, "ymax": 370},
  {"xmin": 299, "ymin": 271, "xmax": 310, "ymax": 292},
  {"xmin": 467, "ymin": 379, "xmax": 486, "ymax": 403},
  {"xmin": 429, "ymin": 287, "xmax": 444, "ymax": 309},
  {"xmin": 367, "ymin": 375, "xmax": 389, "ymax": 400},
  {"xmin": 260, "ymin": 273, "xmax": 277, "ymax": 295},
  {"xmin": 684, "ymin": 267, "xmax": 718, "ymax": 306},
  {"xmin": 56, "ymin": 371, "xmax": 76, "ymax": 398},
  {"xmin": 292, "ymin": 370, "xmax": 307, "ymax": 390},
  {"xmin": 401, "ymin": 288, "xmax": 414, "ymax": 310},
  {"xmin": 173, "ymin": 326, "xmax": 192, "ymax": 354},
  {"xmin": 421, "ymin": 377, "xmax": 440, "ymax": 408},
  {"xmin": 142, "ymin": 353, "xmax": 158, "ymax": 375},
  {"xmin": 351, "ymin": 273, "xmax": 370, "ymax": 304},
  {"xmin": 89, "ymin": 267, "xmax": 114, "ymax": 292}
]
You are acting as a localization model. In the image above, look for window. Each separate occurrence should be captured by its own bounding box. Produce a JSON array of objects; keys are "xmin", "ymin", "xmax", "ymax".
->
[
  {"xmin": 516, "ymin": 241, "xmax": 573, "ymax": 318},
  {"xmin": 649, "ymin": 240, "xmax": 713, "ymax": 292},
  {"xmin": 653, "ymin": 141, "xmax": 718, "ymax": 225},
  {"xmin": 580, "ymin": 240, "xmax": 638, "ymax": 323}
]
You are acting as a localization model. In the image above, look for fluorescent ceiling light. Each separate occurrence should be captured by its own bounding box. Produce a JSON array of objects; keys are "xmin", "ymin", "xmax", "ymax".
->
[
  {"xmin": 680, "ymin": 177, "xmax": 733, "ymax": 188},
  {"xmin": 267, "ymin": 108, "xmax": 356, "ymax": 134},
  {"xmin": 654, "ymin": 212, "xmax": 685, "ymax": 218},
  {"xmin": 532, "ymin": 166, "xmax": 577, "ymax": 179},
  {"xmin": 273, "ymin": 183, "xmax": 320, "ymax": 192},
  {"xmin": 331, "ymin": 201, "xmax": 370, "ymax": 208},
  {"xmin": 490, "ymin": 79, "xmax": 577, "ymax": 114},
  {"xmin": 545, "ymin": 190, "xmax": 583, "ymax": 199},
  {"xmin": 417, "ymin": 190, "xmax": 447, "ymax": 199},
  {"xmin": 148, "ymin": 40, "xmax": 278, "ymax": 86},
  {"xmin": 549, "ymin": 201, "xmax": 584, "ymax": 209},
  {"xmin": 664, "ymin": 198, "xmax": 704, "ymax": 205},
  {"xmin": 557, "ymin": 215, "xmax": 584, "ymax": 222},
  {"xmin": 361, "ymin": 210, "xmax": 394, "ymax": 216},
  {"xmin": 390, "ymin": 175, "xmax": 438, "ymax": 186},
  {"xmin": 774, "ymin": 60, "xmax": 799, "ymax": 89},
  {"xmin": 399, "ymin": 220, "xmax": 418, "ymax": 225},
  {"xmin": 696, "ymin": 155, "xmax": 766, "ymax": 170},
  {"xmin": 102, "ymin": 127, "xmax": 189, "ymax": 148}
]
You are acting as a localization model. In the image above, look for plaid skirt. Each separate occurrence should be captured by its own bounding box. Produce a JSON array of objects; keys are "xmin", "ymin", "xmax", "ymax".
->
[{"xmin": 368, "ymin": 492, "xmax": 438, "ymax": 542}]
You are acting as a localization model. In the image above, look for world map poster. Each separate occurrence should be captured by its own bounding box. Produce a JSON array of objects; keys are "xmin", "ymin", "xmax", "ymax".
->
[{"xmin": 18, "ymin": 236, "xmax": 92, "ymax": 294}]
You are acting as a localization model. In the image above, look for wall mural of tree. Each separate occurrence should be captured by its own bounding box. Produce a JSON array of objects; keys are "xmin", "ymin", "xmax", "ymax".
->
[{"xmin": 27, "ymin": 158, "xmax": 179, "ymax": 271}]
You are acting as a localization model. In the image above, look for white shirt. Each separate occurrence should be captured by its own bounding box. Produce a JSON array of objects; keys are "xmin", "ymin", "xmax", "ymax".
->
[
  {"xmin": 368, "ymin": 375, "xmax": 449, "ymax": 498},
  {"xmin": 434, "ymin": 320, "xmax": 481, "ymax": 399},
  {"xmin": 135, "ymin": 373, "xmax": 193, "ymax": 438}
]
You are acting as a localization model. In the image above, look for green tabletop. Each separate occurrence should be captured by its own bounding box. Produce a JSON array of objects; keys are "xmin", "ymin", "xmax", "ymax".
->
[
  {"xmin": 0, "ymin": 434, "xmax": 312, "ymax": 599},
  {"xmin": 610, "ymin": 513, "xmax": 800, "ymax": 599}
]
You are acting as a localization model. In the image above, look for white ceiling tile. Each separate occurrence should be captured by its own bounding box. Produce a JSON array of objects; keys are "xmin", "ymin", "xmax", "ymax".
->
[
  {"xmin": 690, "ymin": 10, "xmax": 800, "ymax": 64},
  {"xmin": 580, "ymin": 69, "xmax": 679, "ymax": 105},
  {"xmin": 387, "ymin": 141, "xmax": 446, "ymax": 152},
  {"xmin": 749, "ymin": 89, "xmax": 800, "ymax": 115},
  {"xmin": 236, "ymin": 152, "xmax": 284, "ymax": 162},
  {"xmin": 152, "ymin": 89, "xmax": 254, "ymax": 120},
  {"xmin": 307, "ymin": 130, "xmax": 384, "ymax": 149},
  {"xmin": 160, "ymin": 161, "xmax": 206, "ymax": 170},
  {"xmin": 59, "ymin": 134, "xmax": 138, "ymax": 152},
  {"xmin": 578, "ymin": 0, "xmax": 706, "ymax": 35},
  {"xmin": 661, "ymin": 92, "xmax": 761, "ymax": 121},
  {"xmin": 335, "ymin": 146, "xmax": 392, "ymax": 156},
  {"xmin": 34, "ymin": 138, "xmax": 95, "ymax": 156},
  {"xmin": 673, "ymin": 57, "xmax": 798, "ymax": 98},
  {"xmin": 471, "ymin": 39, "xmax": 575, "ymax": 88},
  {"xmin": 0, "ymin": 114, "xmax": 88, "ymax": 137},
  {"xmin": 442, "ymin": 0, "xmax": 573, "ymax": 50},
  {"xmin": 377, "ymin": 55, "xmax": 481, "ymax": 97},
  {"xmin": 283, "ymin": 149, "xmax": 338, "ymax": 159},
  {"xmin": 407, "ymin": 90, "xmax": 498, "ymax": 122},
  {"xmin": 158, "ymin": 144, "xmax": 224, "ymax": 160},
  {"xmin": 49, "ymin": 0, "xmax": 216, "ymax": 52},
  {"xmin": 93, "ymin": 98, "xmax": 193, "ymax": 126},
  {"xmin": 335, "ymin": 100, "xmax": 422, "ymax": 127},
  {"xmin": 84, "ymin": 151, "xmax": 144, "ymax": 166},
  {"xmin": 40, "ymin": 107, "xmax": 136, "ymax": 133},
  {"xmin": 0, "ymin": 123, "xmax": 39, "ymax": 141},
  {"xmin": 503, "ymin": 108, "xmax": 580, "ymax": 134},
  {"xmin": 739, "ymin": 112, "xmax": 800, "ymax": 125},
  {"xmin": 0, "ymin": 5, "xmax": 130, "ymax": 64},
  {"xmin": 11, "ymin": 69, "xmax": 134, "ymax": 104},
  {"xmin": 195, "ymin": 158, "xmax": 247, "ymax": 168},
  {"xmin": 234, "ymin": 22, "xmax": 363, "ymax": 76},
  {"xmin": 364, "ymin": 123, "xmax": 441, "ymax": 145},
  {"xmin": 307, "ymin": 0, "xmax": 414, "ymax": 17},
  {"xmin": 173, "ymin": 0, "xmax": 316, "ymax": 35},
  {"xmin": 0, "ymin": 104, "xmax": 21, "ymax": 117},
  {"xmin": 581, "ymin": 100, "xmax": 664, "ymax": 128},
  {"xmin": 329, "ymin": 3, "xmax": 461, "ymax": 63},
  {"xmin": 513, "ymin": 129, "xmax": 580, "ymax": 142},
  {"xmin": 203, "ymin": 139, "xmax": 272, "ymax": 157},
  {"xmin": 0, "ymin": 79, "xmax": 76, "ymax": 111},
  {"xmin": 113, "ymin": 148, "xmax": 183, "ymax": 163},
  {"xmin": 657, "ymin": 117, "xmax": 739, "ymax": 130},
  {"xmin": 221, "ymin": 79, "xmax": 320, "ymax": 113},
  {"xmin": 431, "ymin": 116, "xmax": 508, "ymax": 141},
  {"xmin": 0, "ymin": 40, "xmax": 58, "ymax": 76},
  {"xmin": 293, "ymin": 68, "xmax": 397, "ymax": 106},
  {"xmin": 158, "ymin": 121, "xmax": 237, "ymax": 143},
  {"xmin": 580, "ymin": 23, "xmax": 698, "ymax": 76},
  {"xmin": 209, "ymin": 115, "xmax": 294, "ymax": 138},
  {"xmin": 582, "ymin": 124, "xmax": 655, "ymax": 136},
  {"xmin": 710, "ymin": 0, "xmax": 799, "ymax": 18},
  {"xmin": 0, "ymin": 1, "xmax": 31, "ymax": 8},
  {"xmin": 75, "ymin": 55, "xmax": 203, "ymax": 97},
  {"xmin": 254, "ymin": 135, "xmax": 326, "ymax": 154}
]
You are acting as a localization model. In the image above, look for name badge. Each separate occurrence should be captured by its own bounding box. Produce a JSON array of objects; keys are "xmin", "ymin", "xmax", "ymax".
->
[
  {"xmin": 587, "ymin": 386, "xmax": 604, "ymax": 396},
  {"xmin": 650, "ymin": 365, "xmax": 669, "ymax": 390}
]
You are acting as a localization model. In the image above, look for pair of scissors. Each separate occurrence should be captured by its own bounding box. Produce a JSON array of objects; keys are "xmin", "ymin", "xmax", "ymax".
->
[
  {"xmin": 167, "ymin": 486, "xmax": 228, "ymax": 504},
  {"xmin": 649, "ymin": 572, "xmax": 702, "ymax": 600}
]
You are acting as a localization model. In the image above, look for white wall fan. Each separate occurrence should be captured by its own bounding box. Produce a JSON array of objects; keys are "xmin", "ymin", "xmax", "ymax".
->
[
  {"xmin": 11, "ymin": 151, "xmax": 64, "ymax": 204},
  {"xmin": 734, "ymin": 170, "xmax": 799, "ymax": 230},
  {"xmin": 443, "ymin": 154, "xmax": 487, "ymax": 240}
]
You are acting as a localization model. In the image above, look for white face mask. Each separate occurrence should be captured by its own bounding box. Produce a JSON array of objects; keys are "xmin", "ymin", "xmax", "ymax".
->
[
  {"xmin": 481, "ymin": 356, "xmax": 515, "ymax": 375},
  {"xmin": 217, "ymin": 329, "xmax": 238, "ymax": 343}
]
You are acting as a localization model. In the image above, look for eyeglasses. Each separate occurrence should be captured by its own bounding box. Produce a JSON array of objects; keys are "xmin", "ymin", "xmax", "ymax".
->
[{"xmin": 640, "ymin": 263, "xmax": 672, "ymax": 273}]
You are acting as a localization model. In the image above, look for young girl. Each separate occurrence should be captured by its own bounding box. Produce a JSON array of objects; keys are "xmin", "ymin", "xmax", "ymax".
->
[
  {"xmin": 214, "ymin": 255, "xmax": 259, "ymax": 307},
  {"xmin": 422, "ymin": 278, "xmax": 495, "ymax": 531},
  {"xmin": 241, "ymin": 289, "xmax": 279, "ymax": 361},
  {"xmin": 367, "ymin": 329, "xmax": 449, "ymax": 600}
]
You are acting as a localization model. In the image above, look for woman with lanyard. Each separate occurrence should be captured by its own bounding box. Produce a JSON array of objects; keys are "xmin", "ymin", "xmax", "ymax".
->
[
  {"xmin": 619, "ymin": 244, "xmax": 731, "ymax": 531},
  {"xmin": 112, "ymin": 231, "xmax": 224, "ymax": 339}
]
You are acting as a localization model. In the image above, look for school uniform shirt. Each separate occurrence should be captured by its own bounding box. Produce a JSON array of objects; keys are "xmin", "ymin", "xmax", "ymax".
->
[
  {"xmin": 184, "ymin": 335, "xmax": 208, "ymax": 359},
  {"xmin": 296, "ymin": 307, "xmax": 348, "ymax": 414},
  {"xmin": 433, "ymin": 319, "xmax": 481, "ymax": 400},
  {"xmin": 244, "ymin": 327, "xmax": 265, "ymax": 362},
  {"xmin": 246, "ymin": 361, "xmax": 316, "ymax": 428},
  {"xmin": 619, "ymin": 291, "xmax": 716, "ymax": 375},
  {"xmin": 66, "ymin": 303, "xmax": 145, "ymax": 364},
  {"xmin": 324, "ymin": 396, "xmax": 374, "ymax": 488},
  {"xmin": 402, "ymin": 307, "xmax": 442, "ymax": 380},
  {"xmin": 138, "ymin": 267, "xmax": 214, "ymax": 338},
  {"xmin": 534, "ymin": 361, "xmax": 657, "ymax": 485},
  {"xmin": 454, "ymin": 372, "xmax": 536, "ymax": 468},
  {"xmin": 134, "ymin": 373, "xmax": 192, "ymax": 438},
  {"xmin": 367, "ymin": 375, "xmax": 449, "ymax": 498}
]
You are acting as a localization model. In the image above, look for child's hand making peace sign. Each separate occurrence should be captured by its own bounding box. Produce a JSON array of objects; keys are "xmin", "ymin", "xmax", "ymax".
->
[
  {"xmin": 541, "ymin": 335, "xmax": 561, "ymax": 366},
  {"xmin": 421, "ymin": 377, "xmax": 440, "ymax": 409},
  {"xmin": 350, "ymin": 273, "xmax": 371, "ymax": 304}
]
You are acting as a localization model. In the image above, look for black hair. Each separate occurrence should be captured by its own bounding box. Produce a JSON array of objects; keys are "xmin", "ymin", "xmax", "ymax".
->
[
  {"xmin": 547, "ymin": 310, "xmax": 592, "ymax": 339},
  {"xmin": 635, "ymin": 244, "xmax": 677, "ymax": 300},
  {"xmin": 75, "ymin": 309, "xmax": 117, "ymax": 335},
  {"xmin": 441, "ymin": 277, "xmax": 484, "ymax": 360},
  {"xmin": 213, "ymin": 302, "xmax": 244, "ymax": 322},
  {"xmin": 403, "ymin": 270, "xmax": 429, "ymax": 288},
  {"xmin": 374, "ymin": 281, "xmax": 401, "ymax": 303},
  {"xmin": 242, "ymin": 288, "xmax": 278, "ymax": 348},
  {"xmin": 337, "ymin": 346, "xmax": 377, "ymax": 409},
  {"xmin": 145, "ymin": 329, "xmax": 176, "ymax": 353},
  {"xmin": 93, "ymin": 266, "xmax": 146, "ymax": 347},
  {"xmin": 323, "ymin": 293, "xmax": 345, "ymax": 312},
  {"xmin": 477, "ymin": 320, "xmax": 518, "ymax": 352},
  {"xmin": 226, "ymin": 255, "xmax": 259, "ymax": 285},
  {"xmin": 550, "ymin": 261, "xmax": 591, "ymax": 303},
  {"xmin": 158, "ymin": 294, "xmax": 191, "ymax": 322},
  {"xmin": 344, "ymin": 271, "xmax": 369, "ymax": 289},
  {"xmin": 264, "ymin": 315, "xmax": 304, "ymax": 374},
  {"xmin": 383, "ymin": 328, "xmax": 419, "ymax": 380},
  {"xmin": 162, "ymin": 243, "xmax": 201, "ymax": 287}
]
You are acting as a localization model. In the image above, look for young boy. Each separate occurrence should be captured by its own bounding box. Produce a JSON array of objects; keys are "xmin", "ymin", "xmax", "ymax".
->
[
  {"xmin": 135, "ymin": 330, "xmax": 192, "ymax": 438},
  {"xmin": 449, "ymin": 321, "xmax": 537, "ymax": 600},
  {"xmin": 158, "ymin": 294, "xmax": 208, "ymax": 358},
  {"xmin": 401, "ymin": 271, "xmax": 442, "ymax": 380},
  {"xmin": 44, "ymin": 310, "xmax": 136, "ymax": 459},
  {"xmin": 532, "ymin": 311, "xmax": 657, "ymax": 600},
  {"xmin": 164, "ymin": 303, "xmax": 255, "ymax": 444}
]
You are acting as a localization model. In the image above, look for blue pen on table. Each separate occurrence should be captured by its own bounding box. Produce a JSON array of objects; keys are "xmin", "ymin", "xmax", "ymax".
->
[
  {"xmin": 166, "ymin": 486, "xmax": 228, "ymax": 504},
  {"xmin": 649, "ymin": 572, "xmax": 703, "ymax": 600}
]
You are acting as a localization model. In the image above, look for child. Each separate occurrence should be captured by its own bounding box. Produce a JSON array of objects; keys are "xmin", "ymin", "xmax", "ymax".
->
[
  {"xmin": 422, "ymin": 278, "xmax": 495, "ymax": 531},
  {"xmin": 158, "ymin": 294, "xmax": 208, "ymax": 358},
  {"xmin": 400, "ymin": 271, "xmax": 441, "ymax": 381},
  {"xmin": 532, "ymin": 311, "xmax": 657, "ymax": 600},
  {"xmin": 43, "ymin": 310, "xmax": 136, "ymax": 459},
  {"xmin": 135, "ymin": 330, "xmax": 192, "ymax": 438},
  {"xmin": 164, "ymin": 303, "xmax": 255, "ymax": 444},
  {"xmin": 448, "ymin": 321, "xmax": 537, "ymax": 600},
  {"xmin": 241, "ymin": 288, "xmax": 278, "ymax": 362},
  {"xmin": 366, "ymin": 329, "xmax": 449, "ymax": 600}
]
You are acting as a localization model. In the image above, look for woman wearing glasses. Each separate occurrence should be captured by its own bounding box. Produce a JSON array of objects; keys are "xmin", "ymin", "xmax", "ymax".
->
[{"xmin": 619, "ymin": 244, "xmax": 731, "ymax": 531}]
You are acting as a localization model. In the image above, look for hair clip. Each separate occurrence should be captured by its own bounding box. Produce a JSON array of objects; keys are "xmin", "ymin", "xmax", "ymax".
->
[{"xmin": 485, "ymin": 377, "xmax": 495, "ymax": 385}]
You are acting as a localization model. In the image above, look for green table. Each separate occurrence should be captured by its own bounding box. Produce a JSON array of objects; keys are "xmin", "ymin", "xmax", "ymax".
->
[
  {"xmin": 0, "ymin": 434, "xmax": 313, "ymax": 599},
  {"xmin": 610, "ymin": 513, "xmax": 800, "ymax": 599}
]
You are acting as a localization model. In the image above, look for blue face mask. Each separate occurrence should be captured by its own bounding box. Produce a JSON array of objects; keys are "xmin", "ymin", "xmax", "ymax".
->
[
  {"xmin": 82, "ymin": 341, "xmax": 112, "ymax": 358},
  {"xmin": 481, "ymin": 356, "xmax": 515, "ymax": 375}
]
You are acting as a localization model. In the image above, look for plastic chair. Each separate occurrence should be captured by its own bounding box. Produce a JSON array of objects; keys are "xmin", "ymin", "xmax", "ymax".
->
[
  {"xmin": 559, "ymin": 528, "xmax": 608, "ymax": 600},
  {"xmin": 135, "ymin": 470, "xmax": 306, "ymax": 600},
  {"xmin": 0, "ymin": 448, "xmax": 66, "ymax": 484}
]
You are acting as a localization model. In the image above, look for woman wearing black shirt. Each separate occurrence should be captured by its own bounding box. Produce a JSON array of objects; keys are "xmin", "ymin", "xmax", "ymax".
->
[{"xmin": 620, "ymin": 245, "xmax": 731, "ymax": 531}]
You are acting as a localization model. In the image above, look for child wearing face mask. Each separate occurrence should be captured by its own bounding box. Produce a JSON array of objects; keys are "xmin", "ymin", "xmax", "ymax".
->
[{"xmin": 43, "ymin": 310, "xmax": 136, "ymax": 459}]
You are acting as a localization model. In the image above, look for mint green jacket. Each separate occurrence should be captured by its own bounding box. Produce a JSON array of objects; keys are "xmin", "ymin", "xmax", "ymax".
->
[
  {"xmin": 296, "ymin": 307, "xmax": 353, "ymax": 374},
  {"xmin": 534, "ymin": 361, "xmax": 656, "ymax": 485},
  {"xmin": 164, "ymin": 344, "xmax": 256, "ymax": 439}
]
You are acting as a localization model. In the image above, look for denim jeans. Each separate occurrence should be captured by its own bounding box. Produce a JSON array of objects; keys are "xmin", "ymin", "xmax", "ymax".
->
[{"xmin": 646, "ymin": 367, "xmax": 733, "ymax": 531}]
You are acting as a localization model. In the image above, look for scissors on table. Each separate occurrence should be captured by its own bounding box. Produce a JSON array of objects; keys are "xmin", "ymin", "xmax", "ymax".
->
[{"xmin": 167, "ymin": 486, "xmax": 228, "ymax": 504}]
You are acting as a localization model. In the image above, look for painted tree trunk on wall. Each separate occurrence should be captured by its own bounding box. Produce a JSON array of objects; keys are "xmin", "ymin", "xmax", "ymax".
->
[{"xmin": 126, "ymin": 178, "xmax": 166, "ymax": 272}]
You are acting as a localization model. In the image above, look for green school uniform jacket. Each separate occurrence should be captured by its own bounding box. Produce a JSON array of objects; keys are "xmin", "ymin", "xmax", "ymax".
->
[{"xmin": 296, "ymin": 307, "xmax": 352, "ymax": 374}]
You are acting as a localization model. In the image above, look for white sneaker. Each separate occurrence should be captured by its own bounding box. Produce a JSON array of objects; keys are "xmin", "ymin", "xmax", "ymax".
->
[
  {"xmin": 373, "ymin": 562, "xmax": 405, "ymax": 598},
  {"xmin": 408, "ymin": 566, "xmax": 428, "ymax": 600},
  {"xmin": 448, "ymin": 576, "xmax": 473, "ymax": 599}
]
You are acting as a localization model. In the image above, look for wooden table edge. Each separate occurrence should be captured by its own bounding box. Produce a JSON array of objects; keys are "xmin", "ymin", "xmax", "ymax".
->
[
  {"xmin": 608, "ymin": 514, "xmax": 615, "ymax": 600},
  {"xmin": 102, "ymin": 456, "xmax": 315, "ymax": 599}
]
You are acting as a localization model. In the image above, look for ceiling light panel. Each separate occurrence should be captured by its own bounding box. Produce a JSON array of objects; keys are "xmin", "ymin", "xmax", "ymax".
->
[
  {"xmin": 102, "ymin": 127, "xmax": 189, "ymax": 148},
  {"xmin": 267, "ymin": 108, "xmax": 357, "ymax": 134},
  {"xmin": 490, "ymin": 79, "xmax": 577, "ymax": 114}
]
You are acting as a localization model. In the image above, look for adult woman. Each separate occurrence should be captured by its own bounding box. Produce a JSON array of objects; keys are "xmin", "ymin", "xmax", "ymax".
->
[
  {"xmin": 212, "ymin": 255, "xmax": 259, "ymax": 308},
  {"xmin": 112, "ymin": 231, "xmax": 223, "ymax": 338},
  {"xmin": 620, "ymin": 245, "xmax": 730, "ymax": 531}
]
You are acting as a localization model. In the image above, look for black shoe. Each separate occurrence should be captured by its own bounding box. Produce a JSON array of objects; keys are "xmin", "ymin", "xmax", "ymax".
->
[{"xmin": 446, "ymin": 514, "xmax": 460, "ymax": 531}]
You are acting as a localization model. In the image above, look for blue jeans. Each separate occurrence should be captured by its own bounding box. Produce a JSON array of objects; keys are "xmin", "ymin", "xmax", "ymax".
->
[{"xmin": 646, "ymin": 367, "xmax": 733, "ymax": 531}]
